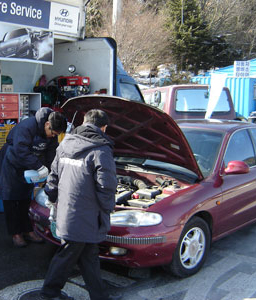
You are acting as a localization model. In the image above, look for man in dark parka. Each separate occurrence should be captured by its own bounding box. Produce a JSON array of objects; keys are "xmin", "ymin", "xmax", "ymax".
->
[
  {"xmin": 40, "ymin": 109, "xmax": 120, "ymax": 300},
  {"xmin": 0, "ymin": 107, "xmax": 67, "ymax": 247}
]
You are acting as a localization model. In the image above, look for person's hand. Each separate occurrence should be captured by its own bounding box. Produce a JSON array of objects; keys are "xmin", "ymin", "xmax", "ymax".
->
[
  {"xmin": 37, "ymin": 165, "xmax": 49, "ymax": 179},
  {"xmin": 45, "ymin": 198, "xmax": 53, "ymax": 209},
  {"xmin": 45, "ymin": 199, "xmax": 57, "ymax": 222}
]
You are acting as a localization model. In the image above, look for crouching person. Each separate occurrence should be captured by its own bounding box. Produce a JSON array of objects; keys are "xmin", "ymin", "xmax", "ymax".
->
[{"xmin": 0, "ymin": 107, "xmax": 67, "ymax": 248}]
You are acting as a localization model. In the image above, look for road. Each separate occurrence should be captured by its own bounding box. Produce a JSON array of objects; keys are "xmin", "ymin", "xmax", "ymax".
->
[{"xmin": 1, "ymin": 211, "xmax": 256, "ymax": 299}]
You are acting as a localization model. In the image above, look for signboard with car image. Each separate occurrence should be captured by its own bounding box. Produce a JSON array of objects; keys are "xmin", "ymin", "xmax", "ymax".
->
[
  {"xmin": 0, "ymin": 25, "xmax": 53, "ymax": 64},
  {"xmin": 0, "ymin": 0, "xmax": 82, "ymax": 64}
]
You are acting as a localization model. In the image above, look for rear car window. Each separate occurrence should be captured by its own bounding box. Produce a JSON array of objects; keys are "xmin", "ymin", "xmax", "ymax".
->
[{"xmin": 175, "ymin": 89, "xmax": 231, "ymax": 113}]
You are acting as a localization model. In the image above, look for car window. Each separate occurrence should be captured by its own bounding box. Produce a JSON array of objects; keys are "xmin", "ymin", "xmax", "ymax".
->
[
  {"xmin": 181, "ymin": 128, "xmax": 223, "ymax": 177},
  {"xmin": 224, "ymin": 129, "xmax": 256, "ymax": 167},
  {"xmin": 143, "ymin": 90, "xmax": 167, "ymax": 110},
  {"xmin": 143, "ymin": 93, "xmax": 152, "ymax": 105},
  {"xmin": 157, "ymin": 91, "xmax": 167, "ymax": 110},
  {"xmin": 248, "ymin": 128, "xmax": 256, "ymax": 148},
  {"xmin": 176, "ymin": 89, "xmax": 230, "ymax": 112},
  {"xmin": 120, "ymin": 82, "xmax": 144, "ymax": 102}
]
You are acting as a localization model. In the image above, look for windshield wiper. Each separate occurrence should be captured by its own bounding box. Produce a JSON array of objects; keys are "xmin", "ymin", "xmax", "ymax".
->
[
  {"xmin": 188, "ymin": 108, "xmax": 206, "ymax": 111},
  {"xmin": 142, "ymin": 164, "xmax": 198, "ymax": 183}
]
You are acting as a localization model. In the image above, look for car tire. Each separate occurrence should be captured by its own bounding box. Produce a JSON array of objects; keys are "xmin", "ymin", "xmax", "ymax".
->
[{"xmin": 164, "ymin": 216, "xmax": 211, "ymax": 278}]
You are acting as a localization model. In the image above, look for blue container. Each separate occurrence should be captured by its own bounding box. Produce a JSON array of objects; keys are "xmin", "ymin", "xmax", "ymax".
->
[{"xmin": 192, "ymin": 75, "xmax": 256, "ymax": 119}]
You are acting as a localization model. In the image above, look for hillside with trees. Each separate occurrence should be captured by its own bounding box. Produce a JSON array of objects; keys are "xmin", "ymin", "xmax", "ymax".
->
[{"xmin": 85, "ymin": 0, "xmax": 256, "ymax": 81}]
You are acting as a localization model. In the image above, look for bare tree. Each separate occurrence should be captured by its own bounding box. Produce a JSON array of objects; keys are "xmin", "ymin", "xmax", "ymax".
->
[
  {"xmin": 201, "ymin": 0, "xmax": 256, "ymax": 59},
  {"xmin": 85, "ymin": 0, "xmax": 256, "ymax": 74},
  {"xmin": 87, "ymin": 0, "xmax": 169, "ymax": 73}
]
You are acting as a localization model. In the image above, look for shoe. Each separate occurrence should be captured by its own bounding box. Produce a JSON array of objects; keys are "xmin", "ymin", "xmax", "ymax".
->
[
  {"xmin": 13, "ymin": 234, "xmax": 27, "ymax": 248},
  {"xmin": 39, "ymin": 293, "xmax": 74, "ymax": 300},
  {"xmin": 24, "ymin": 231, "xmax": 44, "ymax": 243}
]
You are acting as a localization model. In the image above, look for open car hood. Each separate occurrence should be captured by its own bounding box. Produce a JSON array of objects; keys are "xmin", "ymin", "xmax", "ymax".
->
[{"xmin": 61, "ymin": 95, "xmax": 203, "ymax": 180}]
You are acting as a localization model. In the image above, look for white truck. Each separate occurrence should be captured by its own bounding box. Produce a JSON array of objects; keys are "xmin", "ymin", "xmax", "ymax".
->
[
  {"xmin": 0, "ymin": 0, "xmax": 143, "ymax": 122},
  {"xmin": 38, "ymin": 36, "xmax": 144, "ymax": 107}
]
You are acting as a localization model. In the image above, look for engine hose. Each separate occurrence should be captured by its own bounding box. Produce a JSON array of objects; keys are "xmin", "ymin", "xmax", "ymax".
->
[
  {"xmin": 156, "ymin": 177, "xmax": 172, "ymax": 188},
  {"xmin": 156, "ymin": 177, "xmax": 165, "ymax": 186},
  {"xmin": 132, "ymin": 179, "xmax": 147, "ymax": 189}
]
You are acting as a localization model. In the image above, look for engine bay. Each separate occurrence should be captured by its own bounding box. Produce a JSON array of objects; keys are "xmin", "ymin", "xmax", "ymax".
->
[
  {"xmin": 34, "ymin": 169, "xmax": 190, "ymax": 210},
  {"xmin": 115, "ymin": 172, "xmax": 189, "ymax": 209}
]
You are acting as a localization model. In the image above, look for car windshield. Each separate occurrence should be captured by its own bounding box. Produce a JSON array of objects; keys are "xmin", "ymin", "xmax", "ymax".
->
[
  {"xmin": 119, "ymin": 82, "xmax": 144, "ymax": 102},
  {"xmin": 181, "ymin": 127, "xmax": 224, "ymax": 177},
  {"xmin": 175, "ymin": 89, "xmax": 231, "ymax": 113},
  {"xmin": 114, "ymin": 156, "xmax": 198, "ymax": 183}
]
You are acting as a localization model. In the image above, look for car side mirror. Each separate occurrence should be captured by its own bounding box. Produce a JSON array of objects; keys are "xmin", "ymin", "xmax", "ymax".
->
[{"xmin": 224, "ymin": 160, "xmax": 249, "ymax": 175}]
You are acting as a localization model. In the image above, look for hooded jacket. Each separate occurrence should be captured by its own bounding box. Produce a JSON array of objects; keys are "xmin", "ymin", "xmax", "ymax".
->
[
  {"xmin": 44, "ymin": 123, "xmax": 117, "ymax": 243},
  {"xmin": 0, "ymin": 107, "xmax": 58, "ymax": 200}
]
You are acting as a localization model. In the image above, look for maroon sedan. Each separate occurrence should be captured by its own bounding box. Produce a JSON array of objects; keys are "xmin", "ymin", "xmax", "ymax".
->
[{"xmin": 29, "ymin": 95, "xmax": 256, "ymax": 278}]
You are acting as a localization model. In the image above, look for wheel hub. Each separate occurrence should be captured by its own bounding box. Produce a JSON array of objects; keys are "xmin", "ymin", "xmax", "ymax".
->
[
  {"xmin": 189, "ymin": 240, "xmax": 199, "ymax": 257},
  {"xmin": 180, "ymin": 226, "xmax": 206, "ymax": 269}
]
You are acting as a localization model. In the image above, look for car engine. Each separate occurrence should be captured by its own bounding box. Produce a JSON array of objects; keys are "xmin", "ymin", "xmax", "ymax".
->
[
  {"xmin": 34, "ymin": 174, "xmax": 188, "ymax": 210},
  {"xmin": 115, "ymin": 175, "xmax": 186, "ymax": 208}
]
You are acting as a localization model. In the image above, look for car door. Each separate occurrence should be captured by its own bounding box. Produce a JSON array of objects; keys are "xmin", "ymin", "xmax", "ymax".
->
[{"xmin": 217, "ymin": 128, "xmax": 256, "ymax": 235}]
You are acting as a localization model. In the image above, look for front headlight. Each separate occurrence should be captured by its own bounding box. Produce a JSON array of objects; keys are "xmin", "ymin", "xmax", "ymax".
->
[{"xmin": 110, "ymin": 210, "xmax": 162, "ymax": 227}]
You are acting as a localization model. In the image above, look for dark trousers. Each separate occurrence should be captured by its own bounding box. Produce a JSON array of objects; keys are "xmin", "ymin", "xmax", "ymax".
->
[
  {"xmin": 41, "ymin": 240, "xmax": 109, "ymax": 300},
  {"xmin": 3, "ymin": 199, "xmax": 33, "ymax": 235}
]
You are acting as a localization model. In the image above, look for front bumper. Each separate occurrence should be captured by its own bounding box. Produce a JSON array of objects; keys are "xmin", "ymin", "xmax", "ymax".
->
[
  {"xmin": 29, "ymin": 201, "xmax": 181, "ymax": 268},
  {"xmin": 29, "ymin": 205, "xmax": 60, "ymax": 245}
]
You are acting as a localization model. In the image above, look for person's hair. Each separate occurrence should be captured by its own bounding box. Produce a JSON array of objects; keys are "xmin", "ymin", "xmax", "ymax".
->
[
  {"xmin": 84, "ymin": 109, "xmax": 109, "ymax": 128},
  {"xmin": 48, "ymin": 111, "xmax": 67, "ymax": 133}
]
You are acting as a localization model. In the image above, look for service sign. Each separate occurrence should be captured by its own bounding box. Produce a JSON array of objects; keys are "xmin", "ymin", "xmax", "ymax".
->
[
  {"xmin": 0, "ymin": 0, "xmax": 50, "ymax": 29},
  {"xmin": 0, "ymin": 1, "xmax": 81, "ymax": 64},
  {"xmin": 49, "ymin": 2, "xmax": 80, "ymax": 35},
  {"xmin": 234, "ymin": 61, "xmax": 250, "ymax": 77},
  {"xmin": 0, "ymin": 0, "xmax": 80, "ymax": 37}
]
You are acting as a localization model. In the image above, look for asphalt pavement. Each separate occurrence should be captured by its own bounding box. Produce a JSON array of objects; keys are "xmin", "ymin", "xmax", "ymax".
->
[
  {"xmin": 0, "ymin": 212, "xmax": 58, "ymax": 289},
  {"xmin": 1, "ymin": 211, "xmax": 256, "ymax": 299}
]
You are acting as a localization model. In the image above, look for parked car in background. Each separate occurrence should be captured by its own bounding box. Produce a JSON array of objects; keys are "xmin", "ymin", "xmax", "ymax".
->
[
  {"xmin": 29, "ymin": 96, "xmax": 256, "ymax": 278},
  {"xmin": 142, "ymin": 84, "xmax": 244, "ymax": 120}
]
